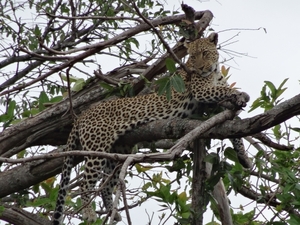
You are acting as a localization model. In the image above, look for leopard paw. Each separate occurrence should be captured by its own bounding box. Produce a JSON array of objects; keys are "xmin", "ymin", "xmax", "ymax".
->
[
  {"xmin": 232, "ymin": 91, "xmax": 250, "ymax": 108},
  {"xmin": 82, "ymin": 207, "xmax": 97, "ymax": 222}
]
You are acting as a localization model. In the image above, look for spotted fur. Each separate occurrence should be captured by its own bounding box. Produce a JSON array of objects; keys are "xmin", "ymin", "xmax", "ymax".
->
[{"xmin": 53, "ymin": 33, "xmax": 250, "ymax": 224}]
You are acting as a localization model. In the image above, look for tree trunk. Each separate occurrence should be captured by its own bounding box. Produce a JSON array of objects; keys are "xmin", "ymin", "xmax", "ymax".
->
[{"xmin": 191, "ymin": 139, "xmax": 207, "ymax": 225}]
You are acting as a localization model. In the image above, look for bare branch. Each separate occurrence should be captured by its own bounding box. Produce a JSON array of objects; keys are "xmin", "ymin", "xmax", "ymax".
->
[
  {"xmin": 252, "ymin": 133, "xmax": 293, "ymax": 151},
  {"xmin": 238, "ymin": 186, "xmax": 300, "ymax": 218},
  {"xmin": 45, "ymin": 13, "xmax": 143, "ymax": 23}
]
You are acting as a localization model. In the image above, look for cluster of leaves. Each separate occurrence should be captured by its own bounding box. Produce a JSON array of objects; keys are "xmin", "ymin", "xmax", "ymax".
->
[{"xmin": 155, "ymin": 58, "xmax": 186, "ymax": 101}]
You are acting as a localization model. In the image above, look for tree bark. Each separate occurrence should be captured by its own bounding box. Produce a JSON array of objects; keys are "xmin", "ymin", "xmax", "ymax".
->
[
  {"xmin": 191, "ymin": 139, "xmax": 207, "ymax": 225},
  {"xmin": 0, "ymin": 206, "xmax": 51, "ymax": 225}
]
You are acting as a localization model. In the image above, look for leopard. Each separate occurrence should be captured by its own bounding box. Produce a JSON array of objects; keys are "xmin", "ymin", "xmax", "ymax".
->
[{"xmin": 52, "ymin": 32, "xmax": 250, "ymax": 224}]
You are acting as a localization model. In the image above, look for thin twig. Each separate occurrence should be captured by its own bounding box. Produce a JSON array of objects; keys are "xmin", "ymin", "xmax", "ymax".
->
[
  {"xmin": 46, "ymin": 13, "xmax": 143, "ymax": 23},
  {"xmin": 121, "ymin": 179, "xmax": 132, "ymax": 225},
  {"xmin": 19, "ymin": 47, "xmax": 72, "ymax": 61},
  {"xmin": 94, "ymin": 70, "xmax": 119, "ymax": 86}
]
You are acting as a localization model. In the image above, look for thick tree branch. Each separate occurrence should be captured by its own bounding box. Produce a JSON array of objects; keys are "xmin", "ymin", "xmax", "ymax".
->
[
  {"xmin": 0, "ymin": 93, "xmax": 299, "ymax": 198},
  {"xmin": 1, "ymin": 93, "xmax": 299, "ymax": 159},
  {"xmin": 0, "ymin": 205, "xmax": 51, "ymax": 225},
  {"xmin": 0, "ymin": 109, "xmax": 235, "ymax": 198}
]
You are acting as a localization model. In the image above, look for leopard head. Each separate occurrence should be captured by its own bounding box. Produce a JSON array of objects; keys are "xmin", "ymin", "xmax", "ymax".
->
[{"xmin": 184, "ymin": 32, "xmax": 219, "ymax": 77}]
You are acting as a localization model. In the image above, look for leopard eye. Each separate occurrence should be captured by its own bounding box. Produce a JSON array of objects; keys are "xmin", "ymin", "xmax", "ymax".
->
[
  {"xmin": 202, "ymin": 51, "xmax": 208, "ymax": 56},
  {"xmin": 190, "ymin": 55, "xmax": 196, "ymax": 60}
]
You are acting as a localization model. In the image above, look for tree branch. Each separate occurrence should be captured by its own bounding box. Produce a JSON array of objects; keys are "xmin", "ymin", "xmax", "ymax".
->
[{"xmin": 0, "ymin": 205, "xmax": 51, "ymax": 225}]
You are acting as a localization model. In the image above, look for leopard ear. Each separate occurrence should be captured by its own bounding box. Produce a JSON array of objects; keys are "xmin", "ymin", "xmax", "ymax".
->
[{"xmin": 208, "ymin": 32, "xmax": 218, "ymax": 45}]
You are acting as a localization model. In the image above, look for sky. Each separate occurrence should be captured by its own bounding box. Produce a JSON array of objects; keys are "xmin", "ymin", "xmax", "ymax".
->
[{"xmin": 1, "ymin": 0, "xmax": 300, "ymax": 224}]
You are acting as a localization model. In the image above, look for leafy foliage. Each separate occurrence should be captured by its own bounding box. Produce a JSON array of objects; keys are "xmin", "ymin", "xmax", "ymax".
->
[{"xmin": 249, "ymin": 78, "xmax": 288, "ymax": 112}]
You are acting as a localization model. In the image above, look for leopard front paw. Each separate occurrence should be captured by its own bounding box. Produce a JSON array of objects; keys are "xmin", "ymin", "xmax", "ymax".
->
[{"xmin": 232, "ymin": 91, "xmax": 250, "ymax": 108}]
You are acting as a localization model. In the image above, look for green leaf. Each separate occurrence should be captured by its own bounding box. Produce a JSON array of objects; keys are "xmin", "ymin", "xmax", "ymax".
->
[
  {"xmin": 7, "ymin": 100, "xmax": 16, "ymax": 119},
  {"xmin": 38, "ymin": 91, "xmax": 49, "ymax": 111},
  {"xmin": 27, "ymin": 197, "xmax": 51, "ymax": 207},
  {"xmin": 30, "ymin": 108, "xmax": 40, "ymax": 116},
  {"xmin": 129, "ymin": 37, "xmax": 139, "ymax": 48},
  {"xmin": 135, "ymin": 163, "xmax": 152, "ymax": 173},
  {"xmin": 32, "ymin": 184, "xmax": 40, "ymax": 194},
  {"xmin": 0, "ymin": 114, "xmax": 9, "ymax": 123},
  {"xmin": 0, "ymin": 205, "xmax": 4, "ymax": 214},
  {"xmin": 278, "ymin": 78, "xmax": 289, "ymax": 91},
  {"xmin": 50, "ymin": 96, "xmax": 63, "ymax": 103},
  {"xmin": 60, "ymin": 3, "xmax": 70, "ymax": 14},
  {"xmin": 60, "ymin": 74, "xmax": 79, "ymax": 83},
  {"xmin": 290, "ymin": 127, "xmax": 300, "ymax": 132},
  {"xmin": 178, "ymin": 191, "xmax": 188, "ymax": 202},
  {"xmin": 99, "ymin": 82, "xmax": 115, "ymax": 91},
  {"xmin": 264, "ymin": 81, "xmax": 276, "ymax": 98},
  {"xmin": 142, "ymin": 182, "xmax": 152, "ymax": 191},
  {"xmin": 72, "ymin": 78, "xmax": 85, "ymax": 92},
  {"xmin": 155, "ymin": 76, "xmax": 171, "ymax": 101},
  {"xmin": 249, "ymin": 78, "xmax": 288, "ymax": 112},
  {"xmin": 41, "ymin": 182, "xmax": 52, "ymax": 194},
  {"xmin": 33, "ymin": 25, "xmax": 41, "ymax": 37},
  {"xmin": 28, "ymin": 35, "xmax": 38, "ymax": 50},
  {"xmin": 165, "ymin": 58, "xmax": 177, "ymax": 73},
  {"xmin": 204, "ymin": 153, "xmax": 219, "ymax": 164},
  {"xmin": 273, "ymin": 124, "xmax": 282, "ymax": 140},
  {"xmin": 224, "ymin": 147, "xmax": 239, "ymax": 163},
  {"xmin": 288, "ymin": 213, "xmax": 300, "ymax": 225},
  {"xmin": 17, "ymin": 150, "xmax": 26, "ymax": 159},
  {"xmin": 170, "ymin": 74, "xmax": 185, "ymax": 93}
]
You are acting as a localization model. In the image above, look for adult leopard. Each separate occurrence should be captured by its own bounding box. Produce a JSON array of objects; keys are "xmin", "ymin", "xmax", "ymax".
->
[{"xmin": 53, "ymin": 32, "xmax": 250, "ymax": 224}]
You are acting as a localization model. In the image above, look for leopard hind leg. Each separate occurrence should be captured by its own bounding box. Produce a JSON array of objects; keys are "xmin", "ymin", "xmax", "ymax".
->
[
  {"xmin": 53, "ymin": 125, "xmax": 79, "ymax": 225},
  {"xmin": 101, "ymin": 158, "xmax": 122, "ymax": 221},
  {"xmin": 53, "ymin": 155, "xmax": 75, "ymax": 225},
  {"xmin": 80, "ymin": 156, "xmax": 103, "ymax": 222},
  {"xmin": 100, "ymin": 142, "xmax": 133, "ymax": 221}
]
